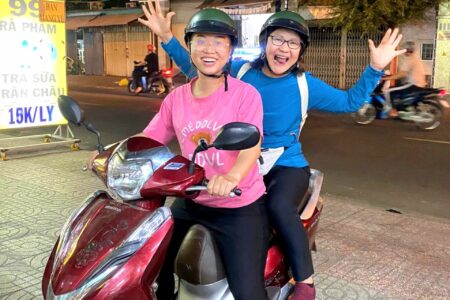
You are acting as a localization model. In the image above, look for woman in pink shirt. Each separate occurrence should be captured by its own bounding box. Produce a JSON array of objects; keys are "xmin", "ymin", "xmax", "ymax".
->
[{"xmin": 143, "ymin": 9, "xmax": 269, "ymax": 300}]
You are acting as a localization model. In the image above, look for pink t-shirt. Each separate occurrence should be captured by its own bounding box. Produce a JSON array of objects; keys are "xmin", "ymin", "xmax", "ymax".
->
[{"xmin": 143, "ymin": 76, "xmax": 265, "ymax": 208}]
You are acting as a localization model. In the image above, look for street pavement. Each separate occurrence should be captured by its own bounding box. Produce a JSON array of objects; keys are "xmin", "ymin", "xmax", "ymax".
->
[{"xmin": 0, "ymin": 77, "xmax": 449, "ymax": 299}]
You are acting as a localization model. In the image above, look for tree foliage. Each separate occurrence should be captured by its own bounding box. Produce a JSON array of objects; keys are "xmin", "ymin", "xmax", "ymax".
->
[{"xmin": 327, "ymin": 0, "xmax": 446, "ymax": 33}]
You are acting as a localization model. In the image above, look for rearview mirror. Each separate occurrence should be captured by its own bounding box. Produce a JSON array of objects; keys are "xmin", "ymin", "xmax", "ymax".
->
[
  {"xmin": 58, "ymin": 95, "xmax": 84, "ymax": 126},
  {"xmin": 57, "ymin": 95, "xmax": 104, "ymax": 152},
  {"xmin": 188, "ymin": 122, "xmax": 261, "ymax": 174},
  {"xmin": 212, "ymin": 122, "xmax": 260, "ymax": 150}
]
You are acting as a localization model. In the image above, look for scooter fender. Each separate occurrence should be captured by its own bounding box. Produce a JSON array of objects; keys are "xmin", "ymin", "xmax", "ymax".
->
[
  {"xmin": 42, "ymin": 190, "xmax": 107, "ymax": 298},
  {"xmin": 42, "ymin": 238, "xmax": 59, "ymax": 298},
  {"xmin": 264, "ymin": 244, "xmax": 290, "ymax": 288},
  {"xmin": 88, "ymin": 216, "xmax": 174, "ymax": 299},
  {"xmin": 43, "ymin": 190, "xmax": 173, "ymax": 299}
]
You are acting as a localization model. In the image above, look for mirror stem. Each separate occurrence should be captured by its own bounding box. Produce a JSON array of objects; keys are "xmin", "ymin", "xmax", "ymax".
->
[
  {"xmin": 97, "ymin": 138, "xmax": 104, "ymax": 153},
  {"xmin": 188, "ymin": 140, "xmax": 211, "ymax": 174},
  {"xmin": 188, "ymin": 147, "xmax": 200, "ymax": 174},
  {"xmin": 85, "ymin": 123, "xmax": 104, "ymax": 153}
]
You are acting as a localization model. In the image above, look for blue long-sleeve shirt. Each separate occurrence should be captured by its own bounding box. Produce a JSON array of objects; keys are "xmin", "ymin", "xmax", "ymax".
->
[{"xmin": 162, "ymin": 37, "xmax": 383, "ymax": 167}]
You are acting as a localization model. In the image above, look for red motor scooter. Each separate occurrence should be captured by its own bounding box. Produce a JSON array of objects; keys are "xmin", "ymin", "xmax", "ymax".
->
[{"xmin": 42, "ymin": 95, "xmax": 323, "ymax": 300}]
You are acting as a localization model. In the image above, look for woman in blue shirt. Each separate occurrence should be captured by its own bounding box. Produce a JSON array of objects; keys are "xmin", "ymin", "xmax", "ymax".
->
[{"xmin": 139, "ymin": 1, "xmax": 405, "ymax": 299}]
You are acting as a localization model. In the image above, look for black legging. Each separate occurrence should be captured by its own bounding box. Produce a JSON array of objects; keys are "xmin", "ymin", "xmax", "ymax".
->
[
  {"xmin": 156, "ymin": 197, "xmax": 269, "ymax": 300},
  {"xmin": 132, "ymin": 68, "xmax": 147, "ymax": 89},
  {"xmin": 264, "ymin": 165, "xmax": 314, "ymax": 281}
]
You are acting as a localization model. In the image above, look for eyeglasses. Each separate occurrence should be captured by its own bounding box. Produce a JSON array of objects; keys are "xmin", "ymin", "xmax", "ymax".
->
[
  {"xmin": 190, "ymin": 37, "xmax": 230, "ymax": 51},
  {"xmin": 269, "ymin": 35, "xmax": 302, "ymax": 50}
]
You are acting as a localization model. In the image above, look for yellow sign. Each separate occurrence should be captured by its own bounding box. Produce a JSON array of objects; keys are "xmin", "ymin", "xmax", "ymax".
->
[
  {"xmin": 0, "ymin": 0, "xmax": 67, "ymax": 129},
  {"xmin": 39, "ymin": 0, "xmax": 65, "ymax": 23},
  {"xmin": 434, "ymin": 3, "xmax": 450, "ymax": 90}
]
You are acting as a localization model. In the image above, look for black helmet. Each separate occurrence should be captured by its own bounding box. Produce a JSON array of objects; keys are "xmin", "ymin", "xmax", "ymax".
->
[
  {"xmin": 184, "ymin": 8, "xmax": 238, "ymax": 47},
  {"xmin": 259, "ymin": 11, "xmax": 310, "ymax": 54}
]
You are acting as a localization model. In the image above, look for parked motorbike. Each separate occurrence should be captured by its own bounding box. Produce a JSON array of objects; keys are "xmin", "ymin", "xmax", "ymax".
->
[
  {"xmin": 128, "ymin": 63, "xmax": 174, "ymax": 96},
  {"xmin": 352, "ymin": 80, "xmax": 446, "ymax": 130},
  {"xmin": 42, "ymin": 95, "xmax": 324, "ymax": 300}
]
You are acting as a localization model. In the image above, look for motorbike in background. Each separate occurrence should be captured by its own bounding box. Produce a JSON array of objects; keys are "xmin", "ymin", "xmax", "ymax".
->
[
  {"xmin": 42, "ymin": 95, "xmax": 324, "ymax": 300},
  {"xmin": 128, "ymin": 62, "xmax": 174, "ymax": 96},
  {"xmin": 352, "ymin": 80, "xmax": 446, "ymax": 130}
]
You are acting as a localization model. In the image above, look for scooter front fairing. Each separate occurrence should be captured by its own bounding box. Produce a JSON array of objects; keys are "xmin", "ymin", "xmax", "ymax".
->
[{"xmin": 42, "ymin": 190, "xmax": 173, "ymax": 299}]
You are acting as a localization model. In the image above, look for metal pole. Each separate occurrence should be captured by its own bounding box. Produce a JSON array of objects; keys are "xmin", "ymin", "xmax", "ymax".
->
[{"xmin": 339, "ymin": 28, "xmax": 348, "ymax": 89}]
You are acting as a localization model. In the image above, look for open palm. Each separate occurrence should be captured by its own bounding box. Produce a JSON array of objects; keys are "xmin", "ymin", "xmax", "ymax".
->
[
  {"xmin": 138, "ymin": 0, "xmax": 175, "ymax": 43},
  {"xmin": 369, "ymin": 28, "xmax": 406, "ymax": 71}
]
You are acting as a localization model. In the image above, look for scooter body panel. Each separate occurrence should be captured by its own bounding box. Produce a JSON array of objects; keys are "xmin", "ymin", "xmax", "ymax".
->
[
  {"xmin": 83, "ymin": 218, "xmax": 174, "ymax": 300},
  {"xmin": 142, "ymin": 155, "xmax": 205, "ymax": 198},
  {"xmin": 43, "ymin": 191, "xmax": 174, "ymax": 299}
]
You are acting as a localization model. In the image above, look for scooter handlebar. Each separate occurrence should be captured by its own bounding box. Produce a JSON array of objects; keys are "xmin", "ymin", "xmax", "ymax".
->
[{"xmin": 185, "ymin": 185, "xmax": 242, "ymax": 197}]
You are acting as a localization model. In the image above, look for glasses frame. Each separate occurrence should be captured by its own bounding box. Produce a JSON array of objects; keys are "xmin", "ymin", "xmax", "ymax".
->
[
  {"xmin": 190, "ymin": 36, "xmax": 231, "ymax": 52},
  {"xmin": 269, "ymin": 35, "xmax": 302, "ymax": 50}
]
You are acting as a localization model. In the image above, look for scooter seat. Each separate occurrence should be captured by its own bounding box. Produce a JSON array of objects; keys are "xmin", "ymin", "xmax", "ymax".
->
[
  {"xmin": 175, "ymin": 224, "xmax": 226, "ymax": 285},
  {"xmin": 298, "ymin": 189, "xmax": 311, "ymax": 213}
]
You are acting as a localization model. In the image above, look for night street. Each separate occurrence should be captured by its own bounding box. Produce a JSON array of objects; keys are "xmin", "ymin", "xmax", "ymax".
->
[
  {"xmin": 6, "ymin": 79, "xmax": 449, "ymax": 219},
  {"xmin": 71, "ymin": 81, "xmax": 450, "ymax": 219}
]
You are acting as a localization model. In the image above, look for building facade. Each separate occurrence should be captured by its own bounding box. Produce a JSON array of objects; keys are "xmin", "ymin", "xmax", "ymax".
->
[
  {"xmin": 434, "ymin": 2, "xmax": 450, "ymax": 90},
  {"xmin": 66, "ymin": 0, "xmax": 440, "ymax": 88}
]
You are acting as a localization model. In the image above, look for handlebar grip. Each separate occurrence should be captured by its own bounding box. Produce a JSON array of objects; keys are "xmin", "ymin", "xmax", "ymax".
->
[
  {"xmin": 185, "ymin": 185, "xmax": 242, "ymax": 197},
  {"xmin": 232, "ymin": 188, "xmax": 242, "ymax": 197}
]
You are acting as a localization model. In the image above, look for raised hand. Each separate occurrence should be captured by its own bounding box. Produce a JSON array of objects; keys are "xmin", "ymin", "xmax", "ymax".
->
[
  {"xmin": 138, "ymin": 0, "xmax": 175, "ymax": 43},
  {"xmin": 368, "ymin": 28, "xmax": 406, "ymax": 71}
]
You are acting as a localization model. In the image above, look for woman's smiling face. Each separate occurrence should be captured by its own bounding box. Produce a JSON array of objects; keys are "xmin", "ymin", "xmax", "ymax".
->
[
  {"xmin": 190, "ymin": 33, "xmax": 232, "ymax": 76},
  {"xmin": 264, "ymin": 28, "xmax": 302, "ymax": 76}
]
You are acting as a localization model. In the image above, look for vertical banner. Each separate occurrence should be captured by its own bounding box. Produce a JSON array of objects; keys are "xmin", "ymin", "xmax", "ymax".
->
[
  {"xmin": 434, "ymin": 2, "xmax": 450, "ymax": 90},
  {"xmin": 0, "ymin": 0, "xmax": 67, "ymax": 129}
]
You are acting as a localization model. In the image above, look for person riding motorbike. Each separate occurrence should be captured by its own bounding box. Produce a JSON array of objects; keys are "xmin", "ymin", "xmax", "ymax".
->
[
  {"xmin": 139, "ymin": 1, "xmax": 406, "ymax": 299},
  {"xmin": 132, "ymin": 43, "xmax": 159, "ymax": 94},
  {"xmin": 382, "ymin": 41, "xmax": 427, "ymax": 117},
  {"xmin": 93, "ymin": 8, "xmax": 270, "ymax": 300}
]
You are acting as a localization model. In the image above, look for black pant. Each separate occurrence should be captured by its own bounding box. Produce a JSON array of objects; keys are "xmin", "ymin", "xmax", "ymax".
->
[
  {"xmin": 132, "ymin": 68, "xmax": 147, "ymax": 89},
  {"xmin": 264, "ymin": 165, "xmax": 314, "ymax": 281},
  {"xmin": 156, "ymin": 197, "xmax": 269, "ymax": 300}
]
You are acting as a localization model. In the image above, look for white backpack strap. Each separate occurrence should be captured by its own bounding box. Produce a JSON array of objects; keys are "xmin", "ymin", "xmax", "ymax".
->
[
  {"xmin": 236, "ymin": 62, "xmax": 252, "ymax": 79},
  {"xmin": 297, "ymin": 72, "xmax": 308, "ymax": 132}
]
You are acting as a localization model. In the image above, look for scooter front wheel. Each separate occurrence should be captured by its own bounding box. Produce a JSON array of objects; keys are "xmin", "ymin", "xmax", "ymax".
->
[
  {"xmin": 351, "ymin": 103, "xmax": 376, "ymax": 125},
  {"xmin": 414, "ymin": 100, "xmax": 443, "ymax": 130},
  {"xmin": 128, "ymin": 80, "xmax": 136, "ymax": 94}
]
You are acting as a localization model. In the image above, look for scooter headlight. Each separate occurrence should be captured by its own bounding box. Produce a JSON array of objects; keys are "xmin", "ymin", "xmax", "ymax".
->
[
  {"xmin": 106, "ymin": 141, "xmax": 175, "ymax": 200},
  {"xmin": 107, "ymin": 153, "xmax": 153, "ymax": 200}
]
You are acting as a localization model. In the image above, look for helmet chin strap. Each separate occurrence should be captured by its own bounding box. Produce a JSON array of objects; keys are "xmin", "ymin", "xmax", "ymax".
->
[{"xmin": 192, "ymin": 64, "xmax": 229, "ymax": 92}]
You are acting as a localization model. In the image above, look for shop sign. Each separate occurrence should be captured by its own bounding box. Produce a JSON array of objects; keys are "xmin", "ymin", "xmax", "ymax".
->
[{"xmin": 0, "ymin": 0, "xmax": 67, "ymax": 129}]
